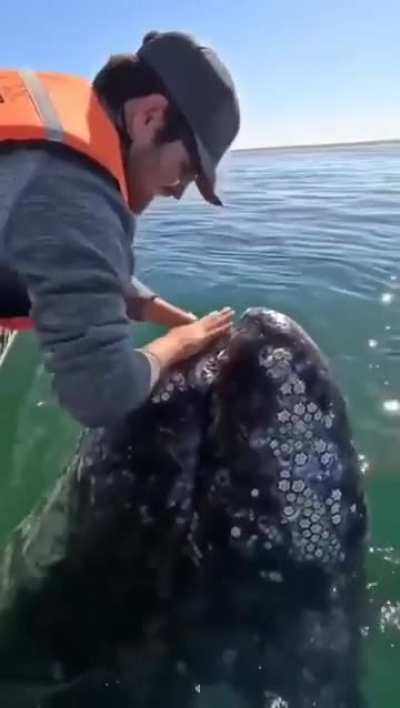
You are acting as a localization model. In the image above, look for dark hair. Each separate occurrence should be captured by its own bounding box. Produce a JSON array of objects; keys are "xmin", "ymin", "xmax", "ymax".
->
[{"xmin": 92, "ymin": 37, "xmax": 197, "ymax": 150}]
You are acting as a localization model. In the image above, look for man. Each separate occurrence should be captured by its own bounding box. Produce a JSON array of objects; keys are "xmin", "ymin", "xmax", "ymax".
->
[{"xmin": 0, "ymin": 31, "xmax": 240, "ymax": 427}]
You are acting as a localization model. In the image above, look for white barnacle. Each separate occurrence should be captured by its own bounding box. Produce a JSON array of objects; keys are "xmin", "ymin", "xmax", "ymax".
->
[
  {"xmin": 270, "ymin": 439, "xmax": 279, "ymax": 450},
  {"xmin": 307, "ymin": 402, "xmax": 318, "ymax": 414},
  {"xmin": 278, "ymin": 409, "xmax": 291, "ymax": 424},
  {"xmin": 314, "ymin": 439, "xmax": 327, "ymax": 454},
  {"xmin": 280, "ymin": 469, "xmax": 291, "ymax": 479},
  {"xmin": 314, "ymin": 410, "xmax": 322, "ymax": 421},
  {"xmin": 331, "ymin": 502, "xmax": 341, "ymax": 515},
  {"xmin": 271, "ymin": 527, "xmax": 283, "ymax": 542},
  {"xmin": 270, "ymin": 362, "xmax": 291, "ymax": 381},
  {"xmin": 332, "ymin": 514, "xmax": 341, "ymax": 525},
  {"xmin": 299, "ymin": 518, "xmax": 311, "ymax": 529},
  {"xmin": 294, "ymin": 420, "xmax": 307, "ymax": 434},
  {"xmin": 292, "ymin": 479, "xmax": 305, "ymax": 493},
  {"xmin": 311, "ymin": 523, "xmax": 322, "ymax": 534},
  {"xmin": 251, "ymin": 488, "xmax": 260, "ymax": 498},
  {"xmin": 283, "ymin": 505, "xmax": 296, "ymax": 517},
  {"xmin": 258, "ymin": 516, "xmax": 271, "ymax": 534},
  {"xmin": 315, "ymin": 549, "xmax": 324, "ymax": 559},
  {"xmin": 286, "ymin": 492, "xmax": 297, "ymax": 503},
  {"xmin": 268, "ymin": 571, "xmax": 283, "ymax": 583},
  {"xmin": 295, "ymin": 452, "xmax": 308, "ymax": 466},
  {"xmin": 280, "ymin": 381, "xmax": 292, "ymax": 395},
  {"xmin": 278, "ymin": 480, "xmax": 290, "ymax": 492},
  {"xmin": 303, "ymin": 529, "xmax": 312, "ymax": 539},
  {"xmin": 311, "ymin": 534, "xmax": 319, "ymax": 543},
  {"xmin": 311, "ymin": 513, "xmax": 320, "ymax": 523},
  {"xmin": 274, "ymin": 348, "xmax": 292, "ymax": 362},
  {"xmin": 324, "ymin": 413, "xmax": 334, "ymax": 429},
  {"xmin": 322, "ymin": 530, "xmax": 330, "ymax": 540},
  {"xmin": 332, "ymin": 489, "xmax": 342, "ymax": 501},
  {"xmin": 230, "ymin": 526, "xmax": 242, "ymax": 539},
  {"xmin": 250, "ymin": 434, "xmax": 268, "ymax": 450},
  {"xmin": 294, "ymin": 402, "xmax": 306, "ymax": 416},
  {"xmin": 246, "ymin": 534, "xmax": 259, "ymax": 549},
  {"xmin": 161, "ymin": 392, "xmax": 170, "ymax": 401},
  {"xmin": 171, "ymin": 372, "xmax": 181, "ymax": 382},
  {"xmin": 293, "ymin": 379, "xmax": 306, "ymax": 395}
]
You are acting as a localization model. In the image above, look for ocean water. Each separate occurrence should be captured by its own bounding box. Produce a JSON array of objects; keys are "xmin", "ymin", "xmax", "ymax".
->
[{"xmin": 0, "ymin": 141, "xmax": 399, "ymax": 705}]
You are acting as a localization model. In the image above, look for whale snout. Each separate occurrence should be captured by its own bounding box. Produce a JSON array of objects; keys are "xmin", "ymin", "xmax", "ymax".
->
[{"xmin": 208, "ymin": 307, "xmax": 367, "ymax": 570}]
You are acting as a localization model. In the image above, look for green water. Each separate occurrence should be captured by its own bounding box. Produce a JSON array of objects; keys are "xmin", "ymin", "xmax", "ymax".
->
[{"xmin": 0, "ymin": 143, "xmax": 399, "ymax": 705}]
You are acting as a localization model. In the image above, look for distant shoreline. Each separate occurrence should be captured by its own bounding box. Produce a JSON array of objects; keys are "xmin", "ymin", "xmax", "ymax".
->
[{"xmin": 232, "ymin": 138, "xmax": 400, "ymax": 153}]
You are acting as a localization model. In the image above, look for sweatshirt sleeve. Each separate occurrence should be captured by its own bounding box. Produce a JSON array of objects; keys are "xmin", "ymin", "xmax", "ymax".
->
[
  {"xmin": 4, "ymin": 146, "xmax": 159, "ymax": 428},
  {"xmin": 124, "ymin": 276, "xmax": 157, "ymax": 321}
]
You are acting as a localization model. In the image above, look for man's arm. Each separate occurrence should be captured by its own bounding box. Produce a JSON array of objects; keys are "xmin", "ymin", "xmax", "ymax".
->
[
  {"xmin": 125, "ymin": 278, "xmax": 197, "ymax": 327},
  {"xmin": 4, "ymin": 146, "xmax": 158, "ymax": 428}
]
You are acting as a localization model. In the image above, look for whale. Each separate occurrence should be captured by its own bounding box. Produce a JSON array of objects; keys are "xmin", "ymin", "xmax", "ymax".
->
[{"xmin": 0, "ymin": 307, "xmax": 368, "ymax": 707}]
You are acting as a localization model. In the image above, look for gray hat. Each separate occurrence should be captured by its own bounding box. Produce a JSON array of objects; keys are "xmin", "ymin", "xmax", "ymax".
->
[{"xmin": 138, "ymin": 31, "xmax": 240, "ymax": 206}]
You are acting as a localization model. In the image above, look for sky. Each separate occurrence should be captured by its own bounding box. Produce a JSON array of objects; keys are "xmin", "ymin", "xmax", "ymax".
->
[{"xmin": 2, "ymin": 0, "xmax": 399, "ymax": 149}]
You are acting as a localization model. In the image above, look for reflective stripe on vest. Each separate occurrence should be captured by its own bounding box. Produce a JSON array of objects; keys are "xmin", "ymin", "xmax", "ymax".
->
[{"xmin": 19, "ymin": 69, "xmax": 64, "ymax": 143}]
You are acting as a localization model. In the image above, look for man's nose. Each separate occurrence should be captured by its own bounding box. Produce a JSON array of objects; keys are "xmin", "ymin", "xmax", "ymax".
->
[{"xmin": 171, "ymin": 182, "xmax": 187, "ymax": 200}]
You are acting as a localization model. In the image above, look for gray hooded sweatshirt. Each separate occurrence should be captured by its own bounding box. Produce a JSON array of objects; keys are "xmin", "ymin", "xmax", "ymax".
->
[{"xmin": 0, "ymin": 142, "xmax": 160, "ymax": 427}]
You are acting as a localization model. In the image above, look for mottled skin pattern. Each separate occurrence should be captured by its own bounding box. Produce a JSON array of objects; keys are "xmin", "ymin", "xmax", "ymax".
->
[
  {"xmin": 195, "ymin": 307, "xmax": 367, "ymax": 571},
  {"xmin": 0, "ymin": 308, "xmax": 368, "ymax": 707}
]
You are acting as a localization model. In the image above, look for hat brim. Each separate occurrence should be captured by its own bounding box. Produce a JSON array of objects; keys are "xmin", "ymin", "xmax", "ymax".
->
[{"xmin": 194, "ymin": 137, "xmax": 223, "ymax": 206}]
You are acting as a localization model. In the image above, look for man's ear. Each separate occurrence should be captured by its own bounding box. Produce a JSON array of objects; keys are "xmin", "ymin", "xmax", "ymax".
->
[{"xmin": 124, "ymin": 94, "xmax": 168, "ymax": 144}]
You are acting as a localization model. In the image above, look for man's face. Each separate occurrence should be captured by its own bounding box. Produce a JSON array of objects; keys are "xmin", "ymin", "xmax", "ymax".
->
[{"xmin": 124, "ymin": 94, "xmax": 198, "ymax": 214}]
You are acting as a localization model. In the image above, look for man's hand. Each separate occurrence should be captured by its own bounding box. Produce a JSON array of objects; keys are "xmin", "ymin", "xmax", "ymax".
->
[{"xmin": 143, "ymin": 307, "xmax": 234, "ymax": 372}]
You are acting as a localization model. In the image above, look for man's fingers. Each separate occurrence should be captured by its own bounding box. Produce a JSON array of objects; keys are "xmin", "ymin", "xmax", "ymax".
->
[
  {"xmin": 204, "ymin": 322, "xmax": 233, "ymax": 343},
  {"xmin": 202, "ymin": 308, "xmax": 234, "ymax": 328}
]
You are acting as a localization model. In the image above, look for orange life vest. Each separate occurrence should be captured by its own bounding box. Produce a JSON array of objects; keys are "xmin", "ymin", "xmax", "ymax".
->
[{"xmin": 0, "ymin": 69, "xmax": 129, "ymax": 332}]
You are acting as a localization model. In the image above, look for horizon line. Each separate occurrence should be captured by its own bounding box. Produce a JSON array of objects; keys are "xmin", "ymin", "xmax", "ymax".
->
[{"xmin": 232, "ymin": 138, "xmax": 400, "ymax": 153}]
